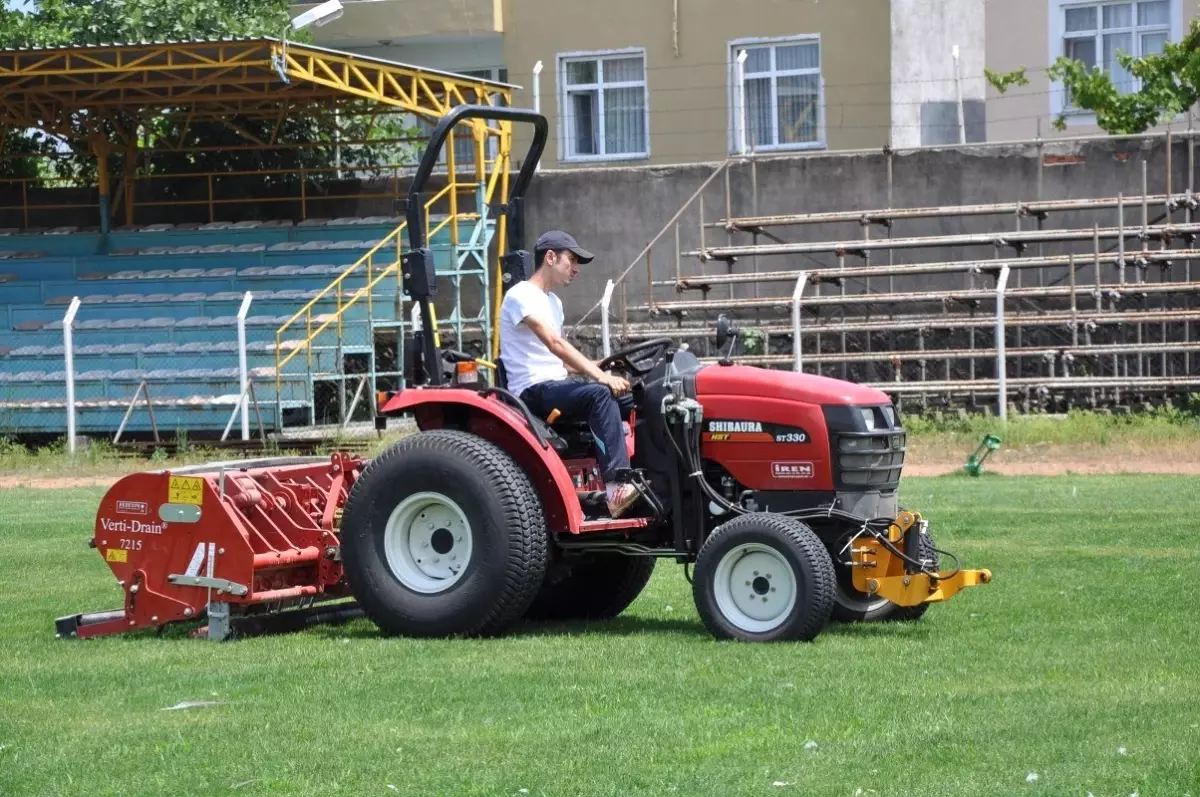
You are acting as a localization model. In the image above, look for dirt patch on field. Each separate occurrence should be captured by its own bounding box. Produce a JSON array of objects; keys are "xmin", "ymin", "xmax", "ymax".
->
[
  {"xmin": 905, "ymin": 443, "xmax": 1200, "ymax": 477},
  {"xmin": 0, "ymin": 474, "xmax": 121, "ymax": 489}
]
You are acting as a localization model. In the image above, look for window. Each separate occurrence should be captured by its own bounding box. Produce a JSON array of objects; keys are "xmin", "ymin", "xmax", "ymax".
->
[
  {"xmin": 557, "ymin": 49, "xmax": 649, "ymax": 162},
  {"xmin": 1057, "ymin": 1, "xmax": 1175, "ymax": 112},
  {"xmin": 729, "ymin": 36, "xmax": 823, "ymax": 153}
]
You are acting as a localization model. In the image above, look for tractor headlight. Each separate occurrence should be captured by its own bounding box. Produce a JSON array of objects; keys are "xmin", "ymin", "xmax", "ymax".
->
[
  {"xmin": 881, "ymin": 405, "xmax": 895, "ymax": 428},
  {"xmin": 859, "ymin": 407, "xmax": 877, "ymax": 431}
]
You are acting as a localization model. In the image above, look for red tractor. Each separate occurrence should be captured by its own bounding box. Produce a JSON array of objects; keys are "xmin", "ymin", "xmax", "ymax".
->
[{"xmin": 58, "ymin": 106, "xmax": 989, "ymax": 644}]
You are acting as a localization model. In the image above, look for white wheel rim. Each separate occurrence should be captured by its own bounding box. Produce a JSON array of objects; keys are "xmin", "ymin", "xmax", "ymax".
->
[
  {"xmin": 712, "ymin": 542, "xmax": 798, "ymax": 633},
  {"xmin": 383, "ymin": 491, "xmax": 473, "ymax": 594}
]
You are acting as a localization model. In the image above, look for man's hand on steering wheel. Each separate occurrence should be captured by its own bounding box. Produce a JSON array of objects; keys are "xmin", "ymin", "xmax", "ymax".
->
[
  {"xmin": 596, "ymin": 337, "xmax": 675, "ymax": 378},
  {"xmin": 599, "ymin": 373, "xmax": 631, "ymax": 397}
]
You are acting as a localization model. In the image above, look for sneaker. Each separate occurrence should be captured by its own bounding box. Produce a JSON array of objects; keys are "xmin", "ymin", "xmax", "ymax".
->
[{"xmin": 606, "ymin": 483, "xmax": 640, "ymax": 518}]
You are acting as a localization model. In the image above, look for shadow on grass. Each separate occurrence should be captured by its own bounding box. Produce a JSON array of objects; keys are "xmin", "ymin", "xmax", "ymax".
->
[
  {"xmin": 296, "ymin": 611, "xmax": 938, "ymax": 644},
  {"xmin": 298, "ymin": 613, "xmax": 710, "ymax": 642}
]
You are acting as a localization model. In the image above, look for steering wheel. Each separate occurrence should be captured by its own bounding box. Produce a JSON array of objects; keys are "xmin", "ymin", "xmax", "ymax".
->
[{"xmin": 597, "ymin": 337, "xmax": 675, "ymax": 377}]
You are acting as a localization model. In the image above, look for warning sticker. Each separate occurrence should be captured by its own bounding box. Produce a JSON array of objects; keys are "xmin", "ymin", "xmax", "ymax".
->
[
  {"xmin": 105, "ymin": 548, "xmax": 128, "ymax": 563},
  {"xmin": 168, "ymin": 476, "xmax": 204, "ymax": 506}
]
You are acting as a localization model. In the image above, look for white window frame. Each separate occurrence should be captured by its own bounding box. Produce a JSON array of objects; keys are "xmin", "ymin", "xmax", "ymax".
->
[
  {"xmin": 727, "ymin": 34, "xmax": 826, "ymax": 155},
  {"xmin": 1049, "ymin": 0, "xmax": 1183, "ymax": 125},
  {"xmin": 556, "ymin": 47, "xmax": 650, "ymax": 163}
]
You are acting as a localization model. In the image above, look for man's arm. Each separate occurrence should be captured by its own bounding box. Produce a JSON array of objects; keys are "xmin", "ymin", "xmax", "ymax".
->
[{"xmin": 523, "ymin": 314, "xmax": 630, "ymax": 396}]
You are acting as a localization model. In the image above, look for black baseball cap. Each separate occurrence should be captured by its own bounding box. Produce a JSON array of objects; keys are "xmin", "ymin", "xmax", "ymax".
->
[{"xmin": 535, "ymin": 230, "xmax": 594, "ymax": 264}]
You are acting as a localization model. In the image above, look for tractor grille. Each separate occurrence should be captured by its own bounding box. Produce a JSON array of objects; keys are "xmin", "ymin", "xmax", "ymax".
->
[
  {"xmin": 823, "ymin": 404, "xmax": 906, "ymax": 491},
  {"xmin": 836, "ymin": 433, "xmax": 906, "ymax": 486}
]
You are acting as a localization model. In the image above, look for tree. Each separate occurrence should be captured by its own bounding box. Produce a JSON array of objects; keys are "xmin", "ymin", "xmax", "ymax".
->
[
  {"xmin": 987, "ymin": 17, "xmax": 1200, "ymax": 135},
  {"xmin": 0, "ymin": 0, "xmax": 422, "ymax": 193}
]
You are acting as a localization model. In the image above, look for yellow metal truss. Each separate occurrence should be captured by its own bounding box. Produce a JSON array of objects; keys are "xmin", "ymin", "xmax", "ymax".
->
[
  {"xmin": 0, "ymin": 38, "xmax": 512, "ymax": 129},
  {"xmin": 0, "ymin": 37, "xmax": 516, "ymax": 414}
]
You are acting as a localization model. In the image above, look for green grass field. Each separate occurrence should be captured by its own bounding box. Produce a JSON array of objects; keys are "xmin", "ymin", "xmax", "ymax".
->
[{"xmin": 2, "ymin": 475, "xmax": 1198, "ymax": 796}]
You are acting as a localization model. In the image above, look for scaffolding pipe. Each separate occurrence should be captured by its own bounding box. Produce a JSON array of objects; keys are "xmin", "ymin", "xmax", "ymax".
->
[
  {"xmin": 687, "ymin": 221, "xmax": 1200, "ymax": 261},
  {"xmin": 791, "ymin": 271, "xmax": 808, "ymax": 372},
  {"xmin": 575, "ymin": 308, "xmax": 1200, "ymax": 340},
  {"xmin": 710, "ymin": 192, "xmax": 1197, "ymax": 231},
  {"xmin": 63, "ymin": 296, "xmax": 81, "ymax": 456},
  {"xmin": 698, "ymin": 340, "xmax": 1200, "ymax": 366},
  {"xmin": 658, "ymin": 248, "xmax": 1200, "ymax": 290},
  {"xmin": 600, "ymin": 278, "xmax": 615, "ymax": 357},
  {"xmin": 635, "ymin": 279, "xmax": 1200, "ymax": 315},
  {"xmin": 995, "ymin": 265, "xmax": 1010, "ymax": 421}
]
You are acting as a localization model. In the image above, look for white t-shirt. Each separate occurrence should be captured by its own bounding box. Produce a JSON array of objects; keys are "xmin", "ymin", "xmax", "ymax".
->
[{"xmin": 499, "ymin": 280, "xmax": 568, "ymax": 397}]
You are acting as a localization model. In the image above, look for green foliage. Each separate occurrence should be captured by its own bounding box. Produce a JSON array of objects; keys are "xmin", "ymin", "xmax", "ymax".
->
[
  {"xmin": 984, "ymin": 66, "xmax": 1030, "ymax": 93},
  {"xmin": 900, "ymin": 405, "xmax": 1200, "ymax": 449},
  {"xmin": 0, "ymin": 0, "xmax": 423, "ymax": 193},
  {"xmin": 988, "ymin": 19, "xmax": 1200, "ymax": 134},
  {"xmin": 0, "ymin": 0, "xmax": 293, "ymax": 49}
]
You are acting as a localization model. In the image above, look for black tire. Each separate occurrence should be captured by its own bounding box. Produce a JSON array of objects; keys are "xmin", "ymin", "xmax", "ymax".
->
[
  {"xmin": 829, "ymin": 525, "xmax": 940, "ymax": 623},
  {"xmin": 525, "ymin": 554, "xmax": 656, "ymax": 621},
  {"xmin": 692, "ymin": 513, "xmax": 835, "ymax": 642},
  {"xmin": 339, "ymin": 429, "xmax": 548, "ymax": 637}
]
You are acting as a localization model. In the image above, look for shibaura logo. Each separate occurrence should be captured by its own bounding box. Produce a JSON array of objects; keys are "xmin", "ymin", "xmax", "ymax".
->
[
  {"xmin": 708, "ymin": 421, "xmax": 763, "ymax": 433},
  {"xmin": 703, "ymin": 420, "xmax": 809, "ymax": 444}
]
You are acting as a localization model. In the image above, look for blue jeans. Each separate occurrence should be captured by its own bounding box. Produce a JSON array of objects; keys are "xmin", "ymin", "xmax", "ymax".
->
[{"xmin": 520, "ymin": 379, "xmax": 634, "ymax": 481}]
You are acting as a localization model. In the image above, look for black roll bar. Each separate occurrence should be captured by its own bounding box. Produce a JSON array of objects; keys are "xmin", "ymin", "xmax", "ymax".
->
[{"xmin": 400, "ymin": 104, "xmax": 548, "ymax": 387}]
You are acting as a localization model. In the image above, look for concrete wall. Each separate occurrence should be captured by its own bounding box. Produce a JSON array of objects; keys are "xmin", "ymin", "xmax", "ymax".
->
[
  {"xmin": 518, "ymin": 134, "xmax": 1192, "ymax": 327},
  {"xmin": 985, "ymin": 0, "xmax": 1196, "ymax": 142},
  {"xmin": 501, "ymin": 0, "xmax": 892, "ymax": 168},
  {"xmin": 891, "ymin": 0, "xmax": 987, "ymax": 147},
  {"xmin": 292, "ymin": 0, "xmax": 501, "ymax": 48}
]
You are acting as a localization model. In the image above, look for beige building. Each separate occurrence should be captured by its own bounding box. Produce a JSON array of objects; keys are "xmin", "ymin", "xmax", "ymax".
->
[
  {"xmin": 985, "ymin": 0, "xmax": 1197, "ymax": 141},
  {"xmin": 289, "ymin": 0, "xmax": 1195, "ymax": 165}
]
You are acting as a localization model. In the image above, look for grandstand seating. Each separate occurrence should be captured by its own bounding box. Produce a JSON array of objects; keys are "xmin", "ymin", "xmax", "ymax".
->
[{"xmin": 0, "ymin": 217, "xmax": 421, "ymax": 435}]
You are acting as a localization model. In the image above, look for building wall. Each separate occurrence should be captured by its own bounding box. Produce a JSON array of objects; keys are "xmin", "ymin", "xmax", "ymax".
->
[
  {"xmin": 985, "ymin": 0, "xmax": 1196, "ymax": 142},
  {"xmin": 348, "ymin": 37, "xmax": 505, "ymax": 77},
  {"xmin": 501, "ymin": 0, "xmax": 892, "ymax": 168},
  {"xmin": 891, "ymin": 0, "xmax": 987, "ymax": 147}
]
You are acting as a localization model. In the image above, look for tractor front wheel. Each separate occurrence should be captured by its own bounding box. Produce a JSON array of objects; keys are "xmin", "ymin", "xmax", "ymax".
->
[
  {"xmin": 692, "ymin": 513, "xmax": 835, "ymax": 642},
  {"xmin": 339, "ymin": 429, "xmax": 548, "ymax": 637}
]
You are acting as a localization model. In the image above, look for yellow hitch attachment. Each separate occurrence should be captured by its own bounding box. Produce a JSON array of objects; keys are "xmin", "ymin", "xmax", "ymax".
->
[{"xmin": 850, "ymin": 511, "xmax": 992, "ymax": 607}]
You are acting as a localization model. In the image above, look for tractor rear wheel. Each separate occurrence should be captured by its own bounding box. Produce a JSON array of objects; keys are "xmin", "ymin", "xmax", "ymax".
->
[
  {"xmin": 339, "ymin": 429, "xmax": 548, "ymax": 637},
  {"xmin": 829, "ymin": 525, "xmax": 940, "ymax": 623},
  {"xmin": 692, "ymin": 513, "xmax": 835, "ymax": 642},
  {"xmin": 525, "ymin": 554, "xmax": 656, "ymax": 621}
]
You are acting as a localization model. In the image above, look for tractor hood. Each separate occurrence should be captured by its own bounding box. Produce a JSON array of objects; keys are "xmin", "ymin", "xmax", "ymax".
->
[{"xmin": 694, "ymin": 364, "xmax": 891, "ymax": 407}]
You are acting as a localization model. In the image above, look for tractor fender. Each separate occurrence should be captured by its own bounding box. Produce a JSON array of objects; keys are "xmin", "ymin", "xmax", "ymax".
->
[{"xmin": 381, "ymin": 389, "xmax": 584, "ymax": 533}]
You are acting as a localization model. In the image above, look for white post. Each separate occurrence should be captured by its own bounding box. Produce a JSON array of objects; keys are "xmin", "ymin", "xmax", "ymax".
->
[
  {"xmin": 532, "ymin": 60, "xmax": 543, "ymax": 114},
  {"xmin": 735, "ymin": 49, "xmax": 749, "ymax": 156},
  {"xmin": 63, "ymin": 296, "xmax": 81, "ymax": 455},
  {"xmin": 791, "ymin": 271, "xmax": 809, "ymax": 372},
  {"xmin": 953, "ymin": 45, "xmax": 965, "ymax": 145},
  {"xmin": 237, "ymin": 291, "xmax": 253, "ymax": 441},
  {"xmin": 600, "ymin": 279, "xmax": 615, "ymax": 357},
  {"xmin": 995, "ymin": 265, "xmax": 1010, "ymax": 421},
  {"xmin": 532, "ymin": 60, "xmax": 544, "ymax": 172}
]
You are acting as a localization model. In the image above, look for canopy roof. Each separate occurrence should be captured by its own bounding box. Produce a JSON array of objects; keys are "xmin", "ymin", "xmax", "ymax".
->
[{"xmin": 0, "ymin": 37, "xmax": 515, "ymax": 135}]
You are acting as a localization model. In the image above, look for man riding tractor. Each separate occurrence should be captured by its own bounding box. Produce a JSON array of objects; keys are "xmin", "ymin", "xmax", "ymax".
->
[{"xmin": 499, "ymin": 229, "xmax": 640, "ymax": 518}]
